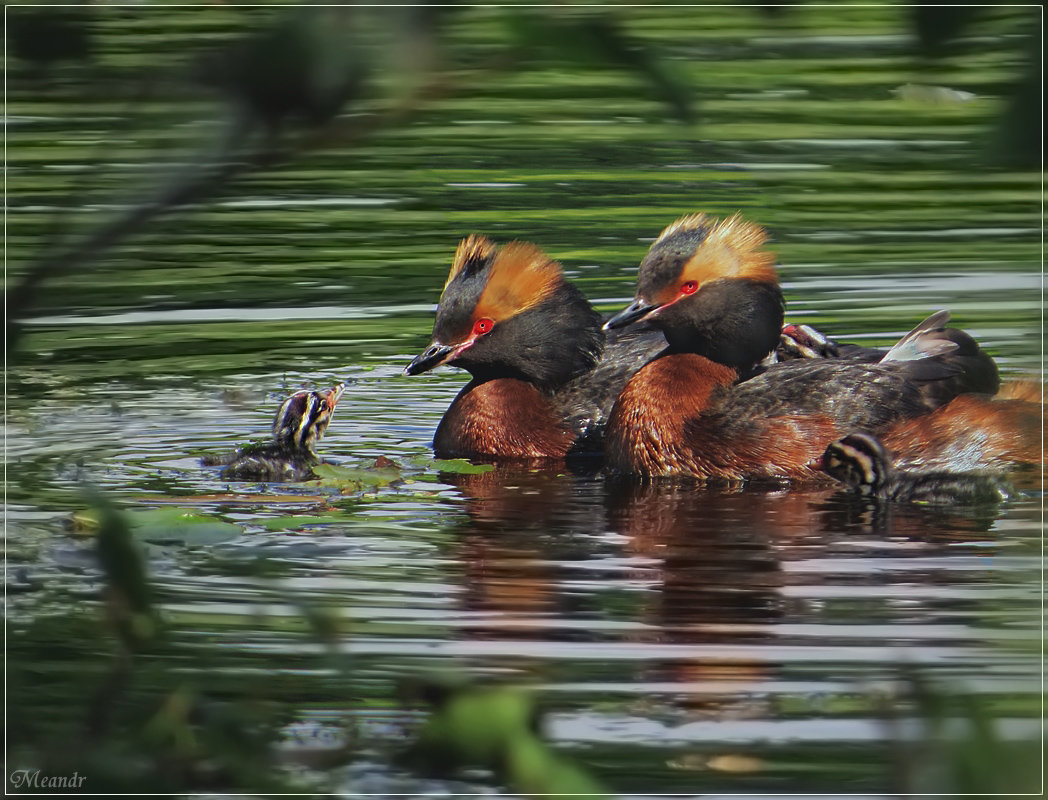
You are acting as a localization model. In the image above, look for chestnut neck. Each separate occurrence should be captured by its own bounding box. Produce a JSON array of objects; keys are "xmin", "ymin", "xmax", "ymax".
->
[
  {"xmin": 606, "ymin": 354, "xmax": 738, "ymax": 475},
  {"xmin": 606, "ymin": 352, "xmax": 835, "ymax": 480},
  {"xmin": 434, "ymin": 378, "xmax": 576, "ymax": 459}
]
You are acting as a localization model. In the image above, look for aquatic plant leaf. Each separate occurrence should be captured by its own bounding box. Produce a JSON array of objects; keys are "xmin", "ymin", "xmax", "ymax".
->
[
  {"xmin": 890, "ymin": 666, "xmax": 1039, "ymax": 794},
  {"xmin": 76, "ymin": 506, "xmax": 243, "ymax": 546},
  {"xmin": 573, "ymin": 13, "xmax": 695, "ymax": 125},
  {"xmin": 257, "ymin": 511, "xmax": 359, "ymax": 531},
  {"xmin": 160, "ymin": 520, "xmax": 244, "ymax": 547},
  {"xmin": 426, "ymin": 458, "xmax": 495, "ymax": 475},
  {"xmin": 311, "ymin": 462, "xmax": 403, "ymax": 490}
]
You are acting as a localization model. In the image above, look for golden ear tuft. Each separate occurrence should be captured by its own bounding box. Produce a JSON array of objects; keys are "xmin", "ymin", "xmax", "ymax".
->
[
  {"xmin": 706, "ymin": 213, "xmax": 770, "ymax": 254},
  {"xmin": 654, "ymin": 212, "xmax": 711, "ymax": 244},
  {"xmin": 475, "ymin": 240, "xmax": 563, "ymax": 320},
  {"xmin": 444, "ymin": 234, "xmax": 498, "ymax": 290},
  {"xmin": 671, "ymin": 212, "xmax": 777, "ymax": 287}
]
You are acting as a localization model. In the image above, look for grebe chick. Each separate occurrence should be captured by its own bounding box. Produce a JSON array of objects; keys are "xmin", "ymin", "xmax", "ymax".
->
[
  {"xmin": 766, "ymin": 314, "xmax": 999, "ymax": 402},
  {"xmin": 818, "ymin": 432, "xmax": 1013, "ymax": 504},
  {"xmin": 202, "ymin": 384, "xmax": 344, "ymax": 481}
]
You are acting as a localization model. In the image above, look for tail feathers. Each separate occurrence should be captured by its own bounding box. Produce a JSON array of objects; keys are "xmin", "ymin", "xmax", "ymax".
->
[{"xmin": 880, "ymin": 310, "xmax": 954, "ymax": 363}]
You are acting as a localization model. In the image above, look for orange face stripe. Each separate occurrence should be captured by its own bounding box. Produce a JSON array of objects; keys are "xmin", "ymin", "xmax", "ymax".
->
[
  {"xmin": 650, "ymin": 213, "xmax": 778, "ymax": 304},
  {"xmin": 472, "ymin": 241, "xmax": 562, "ymax": 323}
]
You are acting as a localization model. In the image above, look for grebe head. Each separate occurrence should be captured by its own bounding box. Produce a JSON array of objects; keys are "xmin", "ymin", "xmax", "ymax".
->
[
  {"xmin": 406, "ymin": 235, "xmax": 602, "ymax": 389},
  {"xmin": 272, "ymin": 383, "xmax": 345, "ymax": 454},
  {"xmin": 604, "ymin": 213, "xmax": 784, "ymax": 371},
  {"xmin": 817, "ymin": 431, "xmax": 892, "ymax": 495}
]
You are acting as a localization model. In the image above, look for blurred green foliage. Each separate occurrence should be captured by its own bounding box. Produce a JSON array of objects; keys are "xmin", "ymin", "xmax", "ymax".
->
[
  {"xmin": 887, "ymin": 669, "xmax": 1042, "ymax": 796},
  {"xmin": 91, "ymin": 493, "xmax": 159, "ymax": 647},
  {"xmin": 6, "ymin": 8, "xmax": 94, "ymax": 71},
  {"xmin": 9, "ymin": 497, "xmax": 312, "ymax": 794},
  {"xmin": 404, "ymin": 679, "xmax": 610, "ymax": 799},
  {"xmin": 10, "ymin": 497, "xmax": 610, "ymax": 795}
]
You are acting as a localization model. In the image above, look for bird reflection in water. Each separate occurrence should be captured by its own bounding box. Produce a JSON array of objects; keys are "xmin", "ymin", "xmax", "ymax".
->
[
  {"xmin": 442, "ymin": 464, "xmax": 604, "ymax": 644},
  {"xmin": 438, "ymin": 464, "xmax": 1014, "ymax": 721},
  {"xmin": 606, "ymin": 479, "xmax": 810, "ymax": 720}
]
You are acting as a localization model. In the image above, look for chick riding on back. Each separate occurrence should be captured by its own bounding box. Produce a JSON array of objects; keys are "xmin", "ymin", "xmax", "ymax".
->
[{"xmin": 602, "ymin": 212, "xmax": 1002, "ymax": 481}]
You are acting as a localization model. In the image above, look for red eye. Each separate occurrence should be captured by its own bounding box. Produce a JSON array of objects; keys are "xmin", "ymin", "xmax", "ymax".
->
[
  {"xmin": 681, "ymin": 280, "xmax": 698, "ymax": 295},
  {"xmin": 472, "ymin": 317, "xmax": 494, "ymax": 335}
]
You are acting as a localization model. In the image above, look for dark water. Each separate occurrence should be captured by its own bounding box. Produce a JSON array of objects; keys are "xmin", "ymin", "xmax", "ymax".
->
[{"xmin": 7, "ymin": 6, "xmax": 1041, "ymax": 796}]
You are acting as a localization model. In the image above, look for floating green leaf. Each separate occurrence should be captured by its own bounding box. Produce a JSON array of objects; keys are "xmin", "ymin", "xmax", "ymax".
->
[
  {"xmin": 426, "ymin": 458, "xmax": 495, "ymax": 475},
  {"xmin": 257, "ymin": 509, "xmax": 360, "ymax": 531},
  {"xmin": 75, "ymin": 506, "xmax": 243, "ymax": 546},
  {"xmin": 311, "ymin": 462, "xmax": 403, "ymax": 491}
]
